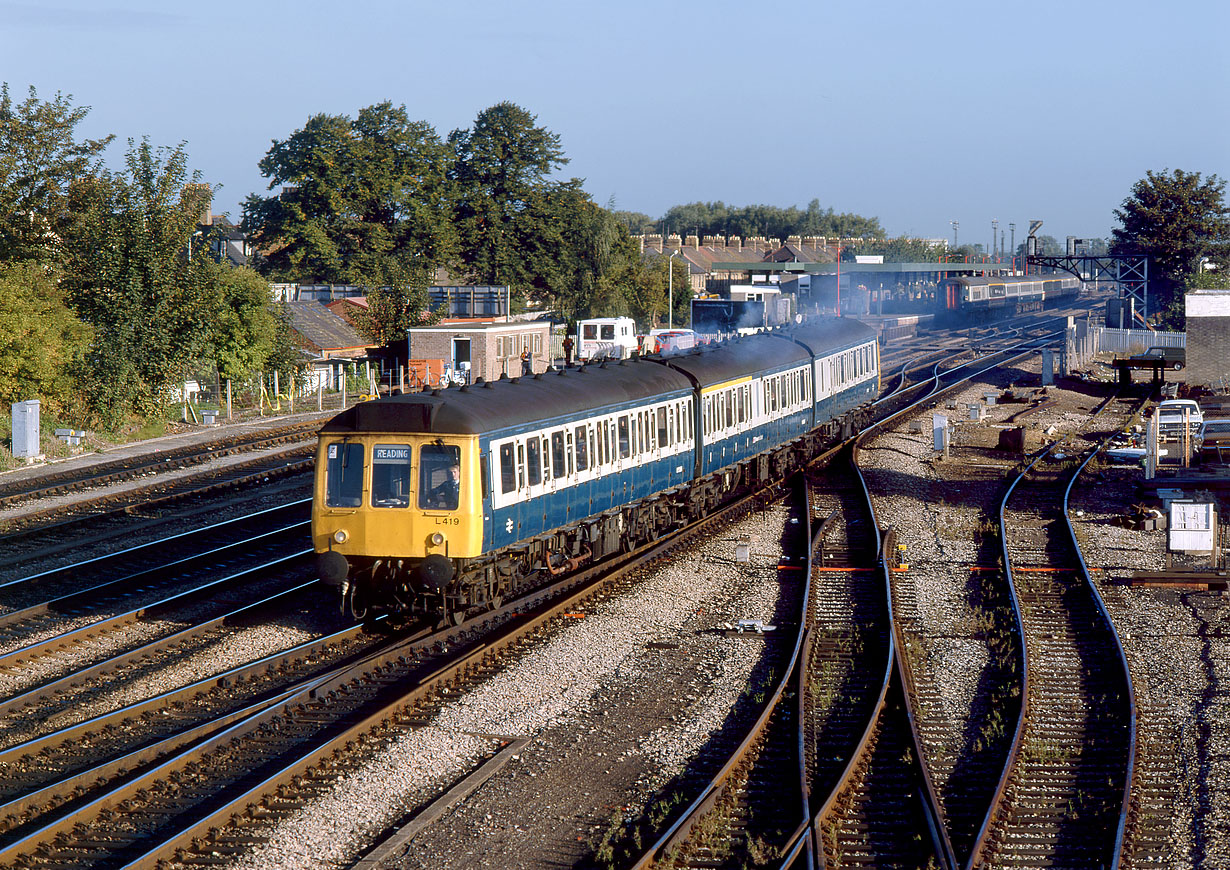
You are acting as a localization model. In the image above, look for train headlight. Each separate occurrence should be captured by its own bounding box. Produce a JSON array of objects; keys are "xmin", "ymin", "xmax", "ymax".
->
[
  {"xmin": 333, "ymin": 529, "xmax": 349, "ymax": 544},
  {"xmin": 430, "ymin": 532, "xmax": 445, "ymax": 546}
]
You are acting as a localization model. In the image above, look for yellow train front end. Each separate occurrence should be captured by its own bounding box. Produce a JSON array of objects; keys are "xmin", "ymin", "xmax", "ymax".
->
[{"xmin": 312, "ymin": 432, "xmax": 483, "ymax": 617}]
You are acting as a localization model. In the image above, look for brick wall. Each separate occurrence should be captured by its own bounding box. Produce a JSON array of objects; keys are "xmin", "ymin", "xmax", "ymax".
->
[{"xmin": 1187, "ymin": 292, "xmax": 1230, "ymax": 390}]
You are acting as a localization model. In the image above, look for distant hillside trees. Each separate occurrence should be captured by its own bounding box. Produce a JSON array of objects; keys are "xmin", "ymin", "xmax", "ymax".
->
[{"xmin": 658, "ymin": 199, "xmax": 885, "ymax": 241}]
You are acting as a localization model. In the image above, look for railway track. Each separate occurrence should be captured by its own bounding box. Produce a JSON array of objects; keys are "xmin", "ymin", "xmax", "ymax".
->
[
  {"xmin": 0, "ymin": 420, "xmax": 319, "ymax": 510},
  {"xmin": 0, "ymin": 456, "xmax": 786, "ymax": 869},
  {"xmin": 967, "ymin": 392, "xmax": 1135, "ymax": 869},
  {"xmin": 0, "ymin": 447, "xmax": 313, "ymax": 538},
  {"xmin": 806, "ymin": 448, "xmax": 944, "ymax": 870}
]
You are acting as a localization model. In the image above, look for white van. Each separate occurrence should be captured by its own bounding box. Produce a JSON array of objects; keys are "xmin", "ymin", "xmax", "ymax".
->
[
  {"xmin": 577, "ymin": 317, "xmax": 638, "ymax": 361},
  {"xmin": 1156, "ymin": 399, "xmax": 1203, "ymax": 442}
]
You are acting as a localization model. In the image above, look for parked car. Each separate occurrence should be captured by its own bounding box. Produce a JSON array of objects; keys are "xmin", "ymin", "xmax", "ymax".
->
[
  {"xmin": 1129, "ymin": 346, "xmax": 1185, "ymax": 370},
  {"xmin": 1197, "ymin": 417, "xmax": 1230, "ymax": 463},
  {"xmin": 1155, "ymin": 398, "xmax": 1203, "ymax": 442}
]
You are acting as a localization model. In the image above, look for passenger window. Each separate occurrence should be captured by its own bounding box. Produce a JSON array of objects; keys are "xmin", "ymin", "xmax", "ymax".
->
[
  {"xmin": 575, "ymin": 425, "xmax": 588, "ymax": 471},
  {"xmin": 566, "ymin": 430, "xmax": 575, "ymax": 475},
  {"xmin": 499, "ymin": 444, "xmax": 515, "ymax": 494},
  {"xmin": 527, "ymin": 438, "xmax": 541, "ymax": 486},
  {"xmin": 325, "ymin": 442, "xmax": 364, "ymax": 508},
  {"xmin": 658, "ymin": 408, "xmax": 669, "ymax": 447},
  {"xmin": 552, "ymin": 431, "xmax": 566, "ymax": 476},
  {"xmin": 618, "ymin": 416, "xmax": 630, "ymax": 458},
  {"xmin": 370, "ymin": 443, "xmax": 412, "ymax": 508},
  {"xmin": 601, "ymin": 325, "xmax": 615, "ymax": 340},
  {"xmin": 725, "ymin": 392, "xmax": 733, "ymax": 428},
  {"xmin": 419, "ymin": 443, "xmax": 461, "ymax": 511}
]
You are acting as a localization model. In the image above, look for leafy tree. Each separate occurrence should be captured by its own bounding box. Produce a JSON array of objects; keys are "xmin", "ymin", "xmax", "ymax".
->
[
  {"xmin": 658, "ymin": 199, "xmax": 884, "ymax": 241},
  {"xmin": 243, "ymin": 102, "xmax": 454, "ymax": 285},
  {"xmin": 0, "ymin": 84, "xmax": 113, "ymax": 265},
  {"xmin": 204, "ymin": 264, "xmax": 287, "ymax": 382},
  {"xmin": 349, "ymin": 261, "xmax": 441, "ymax": 346},
  {"xmin": 612, "ymin": 209, "xmax": 655, "ymax": 235},
  {"xmin": 0, "ymin": 263, "xmax": 92, "ymax": 409},
  {"xmin": 1111, "ymin": 169, "xmax": 1230, "ymax": 320},
  {"xmin": 841, "ymin": 237, "xmax": 947, "ymax": 262},
  {"xmin": 448, "ymin": 102, "xmax": 573, "ymax": 300},
  {"xmin": 60, "ymin": 139, "xmax": 216, "ymax": 427}
]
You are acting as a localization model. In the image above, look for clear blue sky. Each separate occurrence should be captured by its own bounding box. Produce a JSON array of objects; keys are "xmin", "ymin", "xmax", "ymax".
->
[{"xmin": 4, "ymin": 0, "xmax": 1226, "ymax": 247}]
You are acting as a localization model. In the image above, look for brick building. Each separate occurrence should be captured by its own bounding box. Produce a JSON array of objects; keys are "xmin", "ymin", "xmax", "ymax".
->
[
  {"xmin": 407, "ymin": 321, "xmax": 553, "ymax": 383},
  {"xmin": 1186, "ymin": 290, "xmax": 1230, "ymax": 389}
]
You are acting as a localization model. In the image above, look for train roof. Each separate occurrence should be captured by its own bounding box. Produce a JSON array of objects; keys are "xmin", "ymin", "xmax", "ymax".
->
[
  {"xmin": 782, "ymin": 317, "xmax": 879, "ymax": 356},
  {"xmin": 656, "ymin": 332, "xmax": 811, "ymax": 386},
  {"xmin": 943, "ymin": 273, "xmax": 1076, "ymax": 287},
  {"xmin": 319, "ymin": 358, "xmax": 694, "ymax": 436},
  {"xmin": 649, "ymin": 319, "xmax": 876, "ymax": 387}
]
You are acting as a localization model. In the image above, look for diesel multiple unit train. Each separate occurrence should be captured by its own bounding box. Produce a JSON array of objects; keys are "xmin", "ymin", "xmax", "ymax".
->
[
  {"xmin": 937, "ymin": 273, "xmax": 1082, "ymax": 322},
  {"xmin": 313, "ymin": 318, "xmax": 880, "ymax": 621}
]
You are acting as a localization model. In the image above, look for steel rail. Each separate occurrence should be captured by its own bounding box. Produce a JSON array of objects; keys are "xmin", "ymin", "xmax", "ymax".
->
[
  {"xmin": 1062, "ymin": 398, "xmax": 1149, "ymax": 868},
  {"xmin": 0, "ymin": 549, "xmax": 313, "ymax": 673},
  {"xmin": 0, "ymin": 520, "xmax": 309, "ymax": 630},
  {"xmin": 0, "ymin": 468, "xmax": 778, "ymax": 868},
  {"xmin": 965, "ymin": 388, "xmax": 1132, "ymax": 869},
  {"xmin": 0, "ymin": 497, "xmax": 310, "ymax": 594},
  {"xmin": 0, "ymin": 581, "xmax": 320, "ymax": 720},
  {"xmin": 628, "ymin": 476, "xmax": 812, "ymax": 870}
]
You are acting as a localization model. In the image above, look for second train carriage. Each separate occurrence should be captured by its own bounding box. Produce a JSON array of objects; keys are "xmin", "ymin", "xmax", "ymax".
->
[
  {"xmin": 313, "ymin": 318, "xmax": 880, "ymax": 620},
  {"xmin": 937, "ymin": 274, "xmax": 1082, "ymax": 323}
]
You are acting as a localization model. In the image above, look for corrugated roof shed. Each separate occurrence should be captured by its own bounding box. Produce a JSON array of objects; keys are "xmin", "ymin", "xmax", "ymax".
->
[{"xmin": 287, "ymin": 300, "xmax": 373, "ymax": 356}]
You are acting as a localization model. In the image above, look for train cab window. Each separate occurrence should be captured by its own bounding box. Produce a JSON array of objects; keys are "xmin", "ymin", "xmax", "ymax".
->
[
  {"xmin": 527, "ymin": 438, "xmax": 542, "ymax": 486},
  {"xmin": 618, "ymin": 416, "xmax": 630, "ymax": 458},
  {"xmin": 419, "ymin": 443, "xmax": 461, "ymax": 511},
  {"xmin": 551, "ymin": 431, "xmax": 566, "ymax": 476},
  {"xmin": 575, "ymin": 426, "xmax": 588, "ymax": 471},
  {"xmin": 499, "ymin": 443, "xmax": 515, "ymax": 494},
  {"xmin": 370, "ymin": 444, "xmax": 412, "ymax": 508},
  {"xmin": 325, "ymin": 442, "xmax": 364, "ymax": 508}
]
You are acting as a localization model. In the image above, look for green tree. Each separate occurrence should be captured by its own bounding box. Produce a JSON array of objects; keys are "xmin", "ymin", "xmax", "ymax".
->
[
  {"xmin": 0, "ymin": 263, "xmax": 92, "ymax": 409},
  {"xmin": 204, "ymin": 265, "xmax": 287, "ymax": 382},
  {"xmin": 448, "ymin": 102, "xmax": 572, "ymax": 301},
  {"xmin": 60, "ymin": 139, "xmax": 216, "ymax": 427},
  {"xmin": 1111, "ymin": 169, "xmax": 1230, "ymax": 321},
  {"xmin": 350, "ymin": 261, "xmax": 441, "ymax": 346},
  {"xmin": 658, "ymin": 199, "xmax": 884, "ymax": 241},
  {"xmin": 0, "ymin": 84, "xmax": 113, "ymax": 265},
  {"xmin": 243, "ymin": 102, "xmax": 454, "ymax": 285}
]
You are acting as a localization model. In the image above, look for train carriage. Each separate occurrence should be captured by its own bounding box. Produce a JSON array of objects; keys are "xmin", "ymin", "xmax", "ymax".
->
[
  {"xmin": 937, "ymin": 274, "xmax": 1081, "ymax": 323},
  {"xmin": 313, "ymin": 317, "xmax": 882, "ymax": 621}
]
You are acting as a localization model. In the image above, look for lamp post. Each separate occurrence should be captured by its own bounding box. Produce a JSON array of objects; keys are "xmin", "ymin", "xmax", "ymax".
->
[
  {"xmin": 991, "ymin": 218, "xmax": 998, "ymax": 259},
  {"xmin": 668, "ymin": 250, "xmax": 678, "ymax": 329}
]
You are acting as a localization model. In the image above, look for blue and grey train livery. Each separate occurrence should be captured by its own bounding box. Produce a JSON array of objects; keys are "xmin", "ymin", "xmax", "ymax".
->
[{"xmin": 313, "ymin": 317, "xmax": 880, "ymax": 621}]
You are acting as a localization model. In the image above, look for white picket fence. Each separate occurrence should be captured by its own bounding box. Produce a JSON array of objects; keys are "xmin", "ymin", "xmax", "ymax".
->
[{"xmin": 1094, "ymin": 327, "xmax": 1185, "ymax": 355}]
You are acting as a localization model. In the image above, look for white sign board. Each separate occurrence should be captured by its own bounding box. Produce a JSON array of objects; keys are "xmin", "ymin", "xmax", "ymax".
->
[{"xmin": 1169, "ymin": 501, "xmax": 1216, "ymax": 553}]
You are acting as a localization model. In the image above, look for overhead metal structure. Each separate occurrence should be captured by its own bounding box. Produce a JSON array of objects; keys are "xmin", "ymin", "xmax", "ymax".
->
[{"xmin": 1025, "ymin": 222, "xmax": 1149, "ymax": 320}]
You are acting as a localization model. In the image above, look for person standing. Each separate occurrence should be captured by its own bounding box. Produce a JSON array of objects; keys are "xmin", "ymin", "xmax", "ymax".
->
[{"xmin": 562, "ymin": 335, "xmax": 574, "ymax": 366}]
